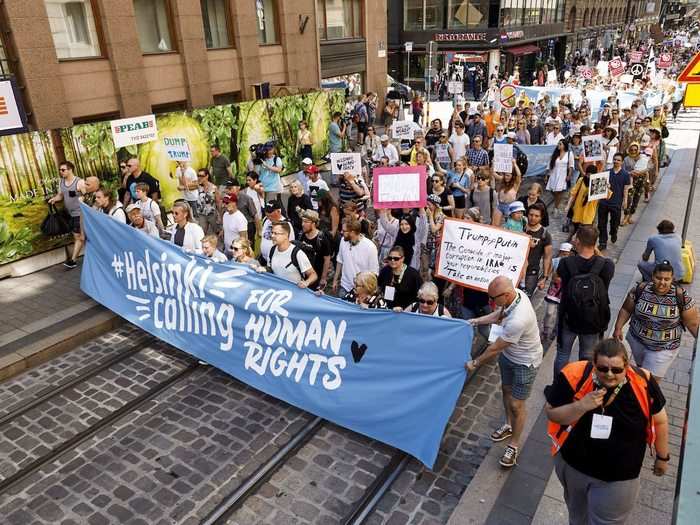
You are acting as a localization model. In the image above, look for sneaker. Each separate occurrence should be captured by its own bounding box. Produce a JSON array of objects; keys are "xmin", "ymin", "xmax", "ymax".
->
[
  {"xmin": 63, "ymin": 259, "xmax": 77, "ymax": 269},
  {"xmin": 491, "ymin": 424, "xmax": 513, "ymax": 442},
  {"xmin": 499, "ymin": 445, "xmax": 519, "ymax": 468}
]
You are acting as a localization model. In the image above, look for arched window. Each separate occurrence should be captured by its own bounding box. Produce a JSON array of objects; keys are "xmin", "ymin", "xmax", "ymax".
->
[{"xmin": 568, "ymin": 6, "xmax": 576, "ymax": 32}]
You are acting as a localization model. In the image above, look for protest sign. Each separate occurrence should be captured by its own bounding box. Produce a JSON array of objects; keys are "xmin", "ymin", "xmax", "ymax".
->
[
  {"xmin": 588, "ymin": 171, "xmax": 610, "ymax": 202},
  {"xmin": 609, "ymin": 58, "xmax": 625, "ymax": 76},
  {"xmin": 582, "ymin": 135, "xmax": 604, "ymax": 162},
  {"xmin": 110, "ymin": 114, "xmax": 158, "ymax": 148},
  {"xmin": 500, "ymin": 84, "xmax": 517, "ymax": 108},
  {"xmin": 493, "ymin": 143, "xmax": 513, "ymax": 173},
  {"xmin": 435, "ymin": 219, "xmax": 530, "ymax": 291},
  {"xmin": 330, "ymin": 152, "xmax": 362, "ymax": 176},
  {"xmin": 391, "ymin": 120, "xmax": 415, "ymax": 140},
  {"xmin": 372, "ymin": 166, "xmax": 427, "ymax": 209},
  {"xmin": 658, "ymin": 53, "xmax": 672, "ymax": 69},
  {"xmin": 517, "ymin": 145, "xmax": 556, "ymax": 177},
  {"xmin": 619, "ymin": 74, "xmax": 634, "ymax": 84},
  {"xmin": 80, "ymin": 205, "xmax": 471, "ymax": 468},
  {"xmin": 163, "ymin": 137, "xmax": 191, "ymax": 161},
  {"xmin": 448, "ymin": 81, "xmax": 463, "ymax": 94},
  {"xmin": 629, "ymin": 51, "xmax": 643, "ymax": 63}
]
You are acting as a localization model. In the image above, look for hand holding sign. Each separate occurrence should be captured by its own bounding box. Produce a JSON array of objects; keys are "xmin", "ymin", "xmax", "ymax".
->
[{"xmin": 373, "ymin": 166, "xmax": 427, "ymax": 209}]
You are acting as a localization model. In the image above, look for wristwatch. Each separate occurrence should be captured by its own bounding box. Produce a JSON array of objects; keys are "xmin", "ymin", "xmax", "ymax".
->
[{"xmin": 655, "ymin": 453, "xmax": 670, "ymax": 462}]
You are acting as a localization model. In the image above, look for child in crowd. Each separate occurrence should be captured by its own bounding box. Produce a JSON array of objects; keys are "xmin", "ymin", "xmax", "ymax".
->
[
  {"xmin": 504, "ymin": 201, "xmax": 526, "ymax": 233},
  {"xmin": 541, "ymin": 242, "xmax": 573, "ymax": 340}
]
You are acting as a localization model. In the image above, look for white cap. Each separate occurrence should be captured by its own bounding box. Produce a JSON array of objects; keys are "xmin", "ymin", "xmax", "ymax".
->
[
  {"xmin": 302, "ymin": 157, "xmax": 313, "ymax": 165},
  {"xmin": 507, "ymin": 132, "xmax": 517, "ymax": 140},
  {"xmin": 380, "ymin": 134, "xmax": 390, "ymax": 141},
  {"xmin": 559, "ymin": 242, "xmax": 573, "ymax": 252}
]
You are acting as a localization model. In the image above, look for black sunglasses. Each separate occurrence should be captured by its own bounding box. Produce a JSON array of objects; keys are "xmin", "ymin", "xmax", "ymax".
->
[
  {"xmin": 418, "ymin": 299, "xmax": 436, "ymax": 305},
  {"xmin": 488, "ymin": 292, "xmax": 506, "ymax": 301},
  {"xmin": 386, "ymin": 256, "xmax": 402, "ymax": 261},
  {"xmin": 596, "ymin": 365, "xmax": 625, "ymax": 374}
]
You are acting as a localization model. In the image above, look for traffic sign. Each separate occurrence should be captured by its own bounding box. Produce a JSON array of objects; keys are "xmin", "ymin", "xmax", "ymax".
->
[
  {"xmin": 629, "ymin": 63, "xmax": 644, "ymax": 76},
  {"xmin": 499, "ymin": 84, "xmax": 517, "ymax": 108},
  {"xmin": 684, "ymin": 84, "xmax": 700, "ymax": 107},
  {"xmin": 678, "ymin": 52, "xmax": 700, "ymax": 83},
  {"xmin": 404, "ymin": 42, "xmax": 413, "ymax": 52}
]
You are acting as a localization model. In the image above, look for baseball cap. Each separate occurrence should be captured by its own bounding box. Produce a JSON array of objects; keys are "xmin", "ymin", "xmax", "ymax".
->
[
  {"xmin": 559, "ymin": 242, "xmax": 573, "ymax": 252},
  {"xmin": 125, "ymin": 204, "xmax": 140, "ymax": 214},
  {"xmin": 306, "ymin": 165, "xmax": 319, "ymax": 174},
  {"xmin": 302, "ymin": 157, "xmax": 313, "ymax": 165},
  {"xmin": 508, "ymin": 201, "xmax": 526, "ymax": 214},
  {"xmin": 265, "ymin": 201, "xmax": 282, "ymax": 213},
  {"xmin": 380, "ymin": 134, "xmax": 390, "ymax": 141},
  {"xmin": 301, "ymin": 209, "xmax": 319, "ymax": 223},
  {"xmin": 507, "ymin": 132, "xmax": 517, "ymax": 140}
]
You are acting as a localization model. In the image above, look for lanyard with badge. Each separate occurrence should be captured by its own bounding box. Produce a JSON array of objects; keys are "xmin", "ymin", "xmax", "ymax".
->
[
  {"xmin": 384, "ymin": 264, "xmax": 406, "ymax": 302},
  {"xmin": 590, "ymin": 378, "xmax": 625, "ymax": 440}
]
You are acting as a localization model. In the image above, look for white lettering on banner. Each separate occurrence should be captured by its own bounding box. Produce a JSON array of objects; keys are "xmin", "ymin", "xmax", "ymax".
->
[
  {"xmin": 391, "ymin": 120, "xmax": 415, "ymax": 140},
  {"xmin": 377, "ymin": 173, "xmax": 420, "ymax": 203},
  {"xmin": 112, "ymin": 248, "xmax": 349, "ymax": 390},
  {"xmin": 330, "ymin": 152, "xmax": 361, "ymax": 176},
  {"xmin": 493, "ymin": 143, "xmax": 513, "ymax": 173},
  {"xmin": 435, "ymin": 219, "xmax": 529, "ymax": 291}
]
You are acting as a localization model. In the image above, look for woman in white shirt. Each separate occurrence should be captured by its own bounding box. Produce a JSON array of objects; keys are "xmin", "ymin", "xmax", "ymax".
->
[
  {"xmin": 545, "ymin": 139, "xmax": 574, "ymax": 214},
  {"xmin": 176, "ymin": 161, "xmax": 199, "ymax": 210},
  {"xmin": 94, "ymin": 187, "xmax": 127, "ymax": 224},
  {"xmin": 169, "ymin": 201, "xmax": 204, "ymax": 253}
]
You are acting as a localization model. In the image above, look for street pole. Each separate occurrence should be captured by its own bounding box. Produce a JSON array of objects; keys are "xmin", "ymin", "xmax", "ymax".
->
[{"xmin": 681, "ymin": 131, "xmax": 700, "ymax": 245}]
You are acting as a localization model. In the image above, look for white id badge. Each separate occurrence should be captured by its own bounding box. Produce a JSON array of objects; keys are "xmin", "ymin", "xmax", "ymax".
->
[
  {"xmin": 488, "ymin": 324, "xmax": 504, "ymax": 342},
  {"xmin": 590, "ymin": 413, "xmax": 613, "ymax": 439},
  {"xmin": 384, "ymin": 286, "xmax": 396, "ymax": 301}
]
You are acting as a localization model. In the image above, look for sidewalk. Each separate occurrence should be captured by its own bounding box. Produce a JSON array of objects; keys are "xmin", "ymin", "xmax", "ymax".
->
[
  {"xmin": 449, "ymin": 108, "xmax": 700, "ymax": 525},
  {"xmin": 0, "ymin": 262, "xmax": 122, "ymax": 380}
]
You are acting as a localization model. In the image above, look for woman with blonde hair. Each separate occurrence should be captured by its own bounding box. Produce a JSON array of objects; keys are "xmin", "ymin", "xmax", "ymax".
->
[
  {"xmin": 169, "ymin": 201, "xmax": 204, "ymax": 253},
  {"xmin": 343, "ymin": 271, "xmax": 387, "ymax": 309},
  {"xmin": 230, "ymin": 238, "xmax": 259, "ymax": 267}
]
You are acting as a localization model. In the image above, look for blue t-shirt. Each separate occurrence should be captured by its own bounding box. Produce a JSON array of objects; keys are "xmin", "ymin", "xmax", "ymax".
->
[
  {"xmin": 447, "ymin": 170, "xmax": 471, "ymax": 198},
  {"xmin": 604, "ymin": 168, "xmax": 631, "ymax": 207},
  {"xmin": 644, "ymin": 233, "xmax": 683, "ymax": 278},
  {"xmin": 259, "ymin": 156, "xmax": 283, "ymax": 192},
  {"xmin": 329, "ymin": 122, "xmax": 342, "ymax": 153}
]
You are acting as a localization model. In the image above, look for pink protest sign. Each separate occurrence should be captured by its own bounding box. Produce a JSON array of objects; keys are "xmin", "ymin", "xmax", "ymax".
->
[{"xmin": 372, "ymin": 166, "xmax": 427, "ymax": 209}]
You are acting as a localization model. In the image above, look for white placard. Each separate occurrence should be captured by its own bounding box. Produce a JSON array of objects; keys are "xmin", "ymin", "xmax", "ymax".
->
[
  {"xmin": 619, "ymin": 74, "xmax": 634, "ymax": 84},
  {"xmin": 582, "ymin": 134, "xmax": 604, "ymax": 162},
  {"xmin": 163, "ymin": 136, "xmax": 191, "ymax": 161},
  {"xmin": 547, "ymin": 69, "xmax": 557, "ymax": 83},
  {"xmin": 405, "ymin": 42, "xmax": 413, "ymax": 52},
  {"xmin": 110, "ymin": 114, "xmax": 158, "ymax": 148},
  {"xmin": 391, "ymin": 120, "xmax": 415, "ymax": 140},
  {"xmin": 0, "ymin": 80, "xmax": 27, "ymax": 133},
  {"xmin": 587, "ymin": 171, "xmax": 610, "ymax": 202},
  {"xmin": 435, "ymin": 219, "xmax": 530, "ymax": 291},
  {"xmin": 448, "ymin": 81, "xmax": 463, "ymax": 94},
  {"xmin": 330, "ymin": 152, "xmax": 362, "ymax": 176},
  {"xmin": 493, "ymin": 143, "xmax": 513, "ymax": 173},
  {"xmin": 488, "ymin": 323, "xmax": 504, "ymax": 343},
  {"xmin": 377, "ymin": 174, "xmax": 420, "ymax": 203}
]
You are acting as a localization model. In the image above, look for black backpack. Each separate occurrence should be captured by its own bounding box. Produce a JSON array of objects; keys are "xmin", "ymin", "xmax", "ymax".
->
[
  {"xmin": 269, "ymin": 240, "xmax": 315, "ymax": 275},
  {"xmin": 562, "ymin": 257, "xmax": 610, "ymax": 334}
]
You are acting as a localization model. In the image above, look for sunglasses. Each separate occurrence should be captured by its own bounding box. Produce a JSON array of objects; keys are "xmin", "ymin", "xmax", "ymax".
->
[
  {"xmin": 596, "ymin": 365, "xmax": 625, "ymax": 374},
  {"xmin": 418, "ymin": 299, "xmax": 436, "ymax": 305},
  {"xmin": 120, "ymin": 164, "xmax": 127, "ymax": 169},
  {"xmin": 232, "ymin": 246, "xmax": 242, "ymax": 251},
  {"xmin": 59, "ymin": 168, "xmax": 68, "ymax": 172},
  {"xmin": 488, "ymin": 292, "xmax": 506, "ymax": 301},
  {"xmin": 386, "ymin": 256, "xmax": 402, "ymax": 261},
  {"xmin": 432, "ymin": 178, "xmax": 442, "ymax": 183}
]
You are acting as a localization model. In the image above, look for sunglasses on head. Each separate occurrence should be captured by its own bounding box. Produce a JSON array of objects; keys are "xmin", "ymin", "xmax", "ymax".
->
[
  {"xmin": 596, "ymin": 365, "xmax": 625, "ymax": 374},
  {"xmin": 418, "ymin": 299, "xmax": 436, "ymax": 305}
]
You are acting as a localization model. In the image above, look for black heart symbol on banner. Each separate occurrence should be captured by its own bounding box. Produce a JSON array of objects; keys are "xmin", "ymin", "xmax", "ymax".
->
[{"xmin": 351, "ymin": 341, "xmax": 368, "ymax": 363}]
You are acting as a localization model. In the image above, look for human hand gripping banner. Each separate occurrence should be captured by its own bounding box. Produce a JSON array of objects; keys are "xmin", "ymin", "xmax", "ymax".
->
[{"xmin": 79, "ymin": 205, "xmax": 472, "ymax": 468}]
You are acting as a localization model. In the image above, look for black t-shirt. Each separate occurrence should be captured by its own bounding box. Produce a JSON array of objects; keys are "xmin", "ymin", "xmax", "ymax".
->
[
  {"xmin": 462, "ymin": 289, "xmax": 489, "ymax": 311},
  {"xmin": 558, "ymin": 254, "xmax": 615, "ymax": 331},
  {"xmin": 299, "ymin": 231, "xmax": 332, "ymax": 290},
  {"xmin": 126, "ymin": 171, "xmax": 160, "ymax": 200},
  {"xmin": 546, "ymin": 369, "xmax": 665, "ymax": 481},
  {"xmin": 525, "ymin": 226, "xmax": 552, "ymax": 273},
  {"xmin": 377, "ymin": 265, "xmax": 422, "ymax": 309},
  {"xmin": 287, "ymin": 194, "xmax": 314, "ymax": 232},
  {"xmin": 173, "ymin": 225, "xmax": 185, "ymax": 247},
  {"xmin": 518, "ymin": 196, "xmax": 550, "ymax": 227}
]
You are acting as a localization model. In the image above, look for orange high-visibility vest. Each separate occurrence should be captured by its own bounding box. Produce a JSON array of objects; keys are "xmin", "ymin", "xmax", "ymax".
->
[{"xmin": 547, "ymin": 361, "xmax": 656, "ymax": 456}]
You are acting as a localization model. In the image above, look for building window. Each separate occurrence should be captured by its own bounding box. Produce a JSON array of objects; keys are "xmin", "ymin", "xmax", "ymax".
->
[
  {"xmin": 256, "ymin": 0, "xmax": 278, "ymax": 45},
  {"xmin": 404, "ymin": 0, "xmax": 444, "ymax": 31},
  {"xmin": 45, "ymin": 0, "xmax": 101, "ymax": 59},
  {"xmin": 447, "ymin": 0, "xmax": 488, "ymax": 28},
  {"xmin": 134, "ymin": 0, "xmax": 174, "ymax": 54},
  {"xmin": 317, "ymin": 0, "xmax": 362, "ymax": 40},
  {"xmin": 500, "ymin": 0, "xmax": 524, "ymax": 27},
  {"xmin": 201, "ymin": 0, "xmax": 231, "ymax": 48}
]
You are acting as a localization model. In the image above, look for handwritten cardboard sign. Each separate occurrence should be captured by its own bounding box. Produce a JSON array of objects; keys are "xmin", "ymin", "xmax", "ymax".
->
[
  {"xmin": 330, "ymin": 152, "xmax": 362, "ymax": 176},
  {"xmin": 163, "ymin": 136, "xmax": 192, "ymax": 161},
  {"xmin": 372, "ymin": 166, "xmax": 427, "ymax": 209},
  {"xmin": 435, "ymin": 219, "xmax": 530, "ymax": 291},
  {"xmin": 493, "ymin": 143, "xmax": 513, "ymax": 173},
  {"xmin": 391, "ymin": 120, "xmax": 415, "ymax": 140}
]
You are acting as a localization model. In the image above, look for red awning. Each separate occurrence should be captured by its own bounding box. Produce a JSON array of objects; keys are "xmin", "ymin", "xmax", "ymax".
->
[{"xmin": 506, "ymin": 44, "xmax": 541, "ymax": 56}]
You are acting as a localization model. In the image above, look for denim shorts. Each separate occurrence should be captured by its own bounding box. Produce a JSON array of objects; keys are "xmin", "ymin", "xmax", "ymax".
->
[{"xmin": 498, "ymin": 353, "xmax": 539, "ymax": 400}]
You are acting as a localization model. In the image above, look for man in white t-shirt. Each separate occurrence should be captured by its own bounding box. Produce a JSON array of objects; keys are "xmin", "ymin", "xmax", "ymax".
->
[
  {"xmin": 332, "ymin": 218, "xmax": 379, "ymax": 298},
  {"xmin": 260, "ymin": 201, "xmax": 295, "ymax": 264},
  {"xmin": 266, "ymin": 222, "xmax": 317, "ymax": 288},
  {"xmin": 176, "ymin": 161, "xmax": 199, "ymax": 212},
  {"xmin": 466, "ymin": 276, "xmax": 543, "ymax": 469},
  {"xmin": 372, "ymin": 135, "xmax": 400, "ymax": 166},
  {"xmin": 305, "ymin": 166, "xmax": 329, "ymax": 210},
  {"xmin": 449, "ymin": 121, "xmax": 470, "ymax": 160},
  {"xmin": 221, "ymin": 194, "xmax": 248, "ymax": 257}
]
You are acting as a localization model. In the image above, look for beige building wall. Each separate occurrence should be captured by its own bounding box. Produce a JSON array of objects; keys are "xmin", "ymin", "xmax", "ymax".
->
[{"xmin": 2, "ymin": 0, "xmax": 387, "ymax": 130}]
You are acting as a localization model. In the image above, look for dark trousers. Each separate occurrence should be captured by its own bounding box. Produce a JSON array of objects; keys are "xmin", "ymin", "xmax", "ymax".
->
[{"xmin": 597, "ymin": 202, "xmax": 621, "ymax": 245}]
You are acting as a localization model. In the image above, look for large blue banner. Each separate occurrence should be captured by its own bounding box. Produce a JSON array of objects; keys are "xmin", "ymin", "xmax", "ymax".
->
[
  {"xmin": 79, "ymin": 205, "xmax": 472, "ymax": 467},
  {"xmin": 519, "ymin": 144, "xmax": 556, "ymax": 177}
]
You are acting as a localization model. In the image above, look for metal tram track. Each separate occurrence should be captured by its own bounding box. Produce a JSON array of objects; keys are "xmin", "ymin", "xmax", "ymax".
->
[{"xmin": 0, "ymin": 361, "xmax": 199, "ymax": 496}]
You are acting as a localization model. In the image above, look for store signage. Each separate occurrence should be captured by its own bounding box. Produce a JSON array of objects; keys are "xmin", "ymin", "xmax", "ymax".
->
[
  {"xmin": 110, "ymin": 114, "xmax": 158, "ymax": 148},
  {"xmin": 0, "ymin": 80, "xmax": 28, "ymax": 136},
  {"xmin": 434, "ymin": 32, "xmax": 487, "ymax": 42}
]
